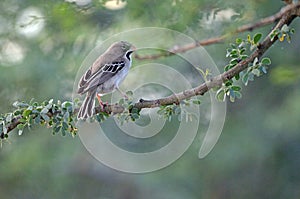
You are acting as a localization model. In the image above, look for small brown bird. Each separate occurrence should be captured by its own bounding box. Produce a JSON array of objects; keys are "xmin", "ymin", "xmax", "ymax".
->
[{"xmin": 77, "ymin": 41, "xmax": 136, "ymax": 119}]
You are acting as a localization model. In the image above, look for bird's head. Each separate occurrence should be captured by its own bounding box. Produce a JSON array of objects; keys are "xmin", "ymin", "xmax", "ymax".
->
[{"xmin": 109, "ymin": 41, "xmax": 136, "ymax": 60}]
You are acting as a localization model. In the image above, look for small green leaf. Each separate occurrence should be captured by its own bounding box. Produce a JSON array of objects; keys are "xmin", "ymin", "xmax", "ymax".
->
[
  {"xmin": 6, "ymin": 113, "xmax": 12, "ymax": 123},
  {"xmin": 13, "ymin": 101, "xmax": 28, "ymax": 108},
  {"xmin": 131, "ymin": 107, "xmax": 139, "ymax": 114},
  {"xmin": 229, "ymin": 89, "xmax": 235, "ymax": 102},
  {"xmin": 236, "ymin": 38, "xmax": 242, "ymax": 44},
  {"xmin": 230, "ymin": 58, "xmax": 238, "ymax": 65},
  {"xmin": 253, "ymin": 33, "xmax": 262, "ymax": 44},
  {"xmin": 242, "ymin": 73, "xmax": 249, "ymax": 86},
  {"xmin": 225, "ymin": 81, "xmax": 233, "ymax": 87},
  {"xmin": 22, "ymin": 109, "xmax": 32, "ymax": 117},
  {"xmin": 41, "ymin": 113, "xmax": 50, "ymax": 122},
  {"xmin": 230, "ymin": 49, "xmax": 238, "ymax": 55},
  {"xmin": 261, "ymin": 66, "xmax": 268, "ymax": 74},
  {"xmin": 241, "ymin": 55, "xmax": 248, "ymax": 60},
  {"xmin": 62, "ymin": 101, "xmax": 73, "ymax": 108},
  {"xmin": 234, "ymin": 73, "xmax": 240, "ymax": 81},
  {"xmin": 41, "ymin": 107, "xmax": 49, "ymax": 114},
  {"xmin": 54, "ymin": 125, "xmax": 61, "ymax": 133},
  {"xmin": 216, "ymin": 89, "xmax": 225, "ymax": 102},
  {"xmin": 34, "ymin": 115, "xmax": 41, "ymax": 123},
  {"xmin": 62, "ymin": 122, "xmax": 68, "ymax": 130},
  {"xmin": 261, "ymin": 57, "xmax": 271, "ymax": 65},
  {"xmin": 224, "ymin": 64, "xmax": 231, "ymax": 71},
  {"xmin": 290, "ymin": 28, "xmax": 295, "ymax": 34},
  {"xmin": 281, "ymin": 24, "xmax": 289, "ymax": 32},
  {"xmin": 13, "ymin": 110, "xmax": 22, "ymax": 116},
  {"xmin": 131, "ymin": 113, "xmax": 140, "ymax": 120},
  {"xmin": 248, "ymin": 72, "xmax": 254, "ymax": 81},
  {"xmin": 61, "ymin": 129, "xmax": 66, "ymax": 136},
  {"xmin": 234, "ymin": 91, "xmax": 242, "ymax": 99},
  {"xmin": 231, "ymin": 86, "xmax": 241, "ymax": 91},
  {"xmin": 63, "ymin": 111, "xmax": 70, "ymax": 122},
  {"xmin": 252, "ymin": 69, "xmax": 260, "ymax": 76},
  {"xmin": 230, "ymin": 43, "xmax": 236, "ymax": 48},
  {"xmin": 17, "ymin": 123, "xmax": 25, "ymax": 130},
  {"xmin": 247, "ymin": 34, "xmax": 251, "ymax": 42}
]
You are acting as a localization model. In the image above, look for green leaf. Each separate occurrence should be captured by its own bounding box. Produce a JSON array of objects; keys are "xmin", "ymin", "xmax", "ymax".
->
[
  {"xmin": 229, "ymin": 89, "xmax": 235, "ymax": 102},
  {"xmin": 261, "ymin": 66, "xmax": 268, "ymax": 74},
  {"xmin": 236, "ymin": 38, "xmax": 242, "ymax": 44},
  {"xmin": 63, "ymin": 111, "xmax": 70, "ymax": 122},
  {"xmin": 216, "ymin": 89, "xmax": 225, "ymax": 102},
  {"xmin": 261, "ymin": 57, "xmax": 271, "ymax": 65},
  {"xmin": 34, "ymin": 115, "xmax": 41, "ymax": 123},
  {"xmin": 131, "ymin": 107, "xmax": 139, "ymax": 114},
  {"xmin": 17, "ymin": 123, "xmax": 25, "ymax": 130},
  {"xmin": 54, "ymin": 125, "xmax": 61, "ymax": 133},
  {"xmin": 234, "ymin": 73, "xmax": 240, "ymax": 81},
  {"xmin": 234, "ymin": 91, "xmax": 242, "ymax": 99},
  {"xmin": 131, "ymin": 113, "xmax": 140, "ymax": 120},
  {"xmin": 290, "ymin": 28, "xmax": 295, "ymax": 34},
  {"xmin": 230, "ymin": 58, "xmax": 238, "ymax": 65},
  {"xmin": 13, "ymin": 101, "xmax": 29, "ymax": 108},
  {"xmin": 41, "ymin": 113, "xmax": 50, "ymax": 122},
  {"xmin": 41, "ymin": 107, "xmax": 49, "ymax": 114},
  {"xmin": 22, "ymin": 109, "xmax": 32, "ymax": 118},
  {"xmin": 230, "ymin": 49, "xmax": 238, "ymax": 55},
  {"xmin": 61, "ymin": 129, "xmax": 66, "ymax": 136},
  {"xmin": 62, "ymin": 122, "xmax": 68, "ymax": 130},
  {"xmin": 252, "ymin": 69, "xmax": 260, "ymax": 76},
  {"xmin": 225, "ymin": 81, "xmax": 233, "ymax": 87},
  {"xmin": 247, "ymin": 34, "xmax": 251, "ymax": 42},
  {"xmin": 230, "ymin": 43, "xmax": 236, "ymax": 48},
  {"xmin": 224, "ymin": 64, "xmax": 231, "ymax": 71},
  {"xmin": 6, "ymin": 113, "xmax": 12, "ymax": 123},
  {"xmin": 62, "ymin": 101, "xmax": 73, "ymax": 108},
  {"xmin": 241, "ymin": 55, "xmax": 248, "ymax": 60},
  {"xmin": 281, "ymin": 24, "xmax": 289, "ymax": 32},
  {"xmin": 253, "ymin": 33, "xmax": 262, "ymax": 44},
  {"xmin": 231, "ymin": 86, "xmax": 241, "ymax": 91},
  {"xmin": 242, "ymin": 73, "xmax": 249, "ymax": 86}
]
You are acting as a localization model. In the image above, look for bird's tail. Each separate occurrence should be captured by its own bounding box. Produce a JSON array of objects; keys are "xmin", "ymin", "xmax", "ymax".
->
[{"xmin": 77, "ymin": 91, "xmax": 96, "ymax": 120}]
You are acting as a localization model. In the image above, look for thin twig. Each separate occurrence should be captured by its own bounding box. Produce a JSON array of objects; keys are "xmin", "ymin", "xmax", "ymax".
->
[{"xmin": 134, "ymin": 3, "xmax": 300, "ymax": 60}]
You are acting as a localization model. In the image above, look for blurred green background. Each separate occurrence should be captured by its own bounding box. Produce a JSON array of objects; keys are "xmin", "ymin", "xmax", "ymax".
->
[{"xmin": 1, "ymin": 0, "xmax": 300, "ymax": 198}]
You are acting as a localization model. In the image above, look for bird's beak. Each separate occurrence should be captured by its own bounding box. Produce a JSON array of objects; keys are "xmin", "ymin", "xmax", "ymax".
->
[{"xmin": 130, "ymin": 45, "xmax": 137, "ymax": 51}]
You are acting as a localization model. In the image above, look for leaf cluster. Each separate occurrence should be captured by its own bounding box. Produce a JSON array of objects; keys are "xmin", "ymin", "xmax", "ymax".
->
[
  {"xmin": 217, "ymin": 32, "xmax": 274, "ymax": 102},
  {"xmin": 0, "ymin": 99, "xmax": 79, "ymax": 139}
]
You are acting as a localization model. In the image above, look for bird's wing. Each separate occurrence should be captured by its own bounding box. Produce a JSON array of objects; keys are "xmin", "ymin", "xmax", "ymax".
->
[
  {"xmin": 78, "ymin": 60, "xmax": 126, "ymax": 94},
  {"xmin": 77, "ymin": 67, "xmax": 93, "ymax": 94},
  {"xmin": 77, "ymin": 54, "xmax": 109, "ymax": 94}
]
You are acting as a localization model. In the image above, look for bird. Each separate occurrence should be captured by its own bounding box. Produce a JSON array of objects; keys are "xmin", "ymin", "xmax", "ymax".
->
[{"xmin": 77, "ymin": 41, "xmax": 136, "ymax": 120}]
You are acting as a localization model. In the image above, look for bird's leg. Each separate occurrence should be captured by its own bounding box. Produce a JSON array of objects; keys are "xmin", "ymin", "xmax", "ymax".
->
[
  {"xmin": 116, "ymin": 87, "xmax": 128, "ymax": 99},
  {"xmin": 96, "ymin": 93, "xmax": 105, "ymax": 110}
]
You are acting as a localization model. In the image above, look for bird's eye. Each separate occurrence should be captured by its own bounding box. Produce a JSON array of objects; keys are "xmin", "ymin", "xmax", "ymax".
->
[{"xmin": 122, "ymin": 45, "xmax": 126, "ymax": 50}]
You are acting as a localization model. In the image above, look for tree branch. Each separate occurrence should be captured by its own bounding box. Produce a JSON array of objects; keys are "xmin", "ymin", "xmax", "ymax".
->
[
  {"xmin": 134, "ymin": 3, "xmax": 300, "ymax": 60},
  {"xmin": 1, "ymin": 3, "xmax": 300, "ymax": 139}
]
